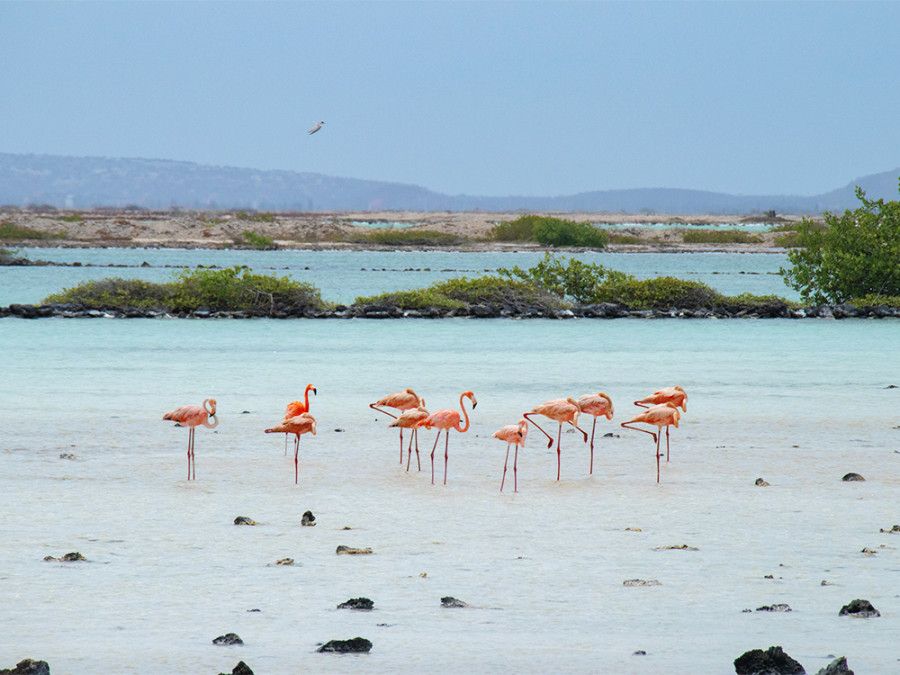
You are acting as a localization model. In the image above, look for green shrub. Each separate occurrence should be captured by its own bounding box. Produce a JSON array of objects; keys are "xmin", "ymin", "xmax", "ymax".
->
[
  {"xmin": 236, "ymin": 230, "xmax": 276, "ymax": 249},
  {"xmin": 345, "ymin": 229, "xmax": 468, "ymax": 246},
  {"xmin": 592, "ymin": 276, "xmax": 725, "ymax": 310},
  {"xmin": 489, "ymin": 215, "xmax": 609, "ymax": 248},
  {"xmin": 679, "ymin": 229, "xmax": 763, "ymax": 244},
  {"xmin": 781, "ymin": 182, "xmax": 900, "ymax": 303},
  {"xmin": 354, "ymin": 276, "xmax": 567, "ymax": 312},
  {"xmin": 499, "ymin": 252, "xmax": 631, "ymax": 304},
  {"xmin": 0, "ymin": 222, "xmax": 67, "ymax": 240},
  {"xmin": 42, "ymin": 266, "xmax": 329, "ymax": 314},
  {"xmin": 607, "ymin": 233, "xmax": 643, "ymax": 245},
  {"xmin": 847, "ymin": 294, "xmax": 900, "ymax": 308},
  {"xmin": 234, "ymin": 211, "xmax": 276, "ymax": 223},
  {"xmin": 60, "ymin": 213, "xmax": 84, "ymax": 223}
]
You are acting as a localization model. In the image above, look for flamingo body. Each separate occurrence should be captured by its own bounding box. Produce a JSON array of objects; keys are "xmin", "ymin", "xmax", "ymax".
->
[
  {"xmin": 283, "ymin": 384, "xmax": 316, "ymax": 454},
  {"xmin": 494, "ymin": 419, "xmax": 527, "ymax": 492},
  {"xmin": 577, "ymin": 392, "xmax": 614, "ymax": 475},
  {"xmin": 389, "ymin": 405, "xmax": 429, "ymax": 471},
  {"xmin": 635, "ymin": 386, "xmax": 687, "ymax": 412},
  {"xmin": 621, "ymin": 403, "xmax": 681, "ymax": 483},
  {"xmin": 266, "ymin": 413, "xmax": 316, "ymax": 485},
  {"xmin": 524, "ymin": 397, "xmax": 587, "ymax": 481},
  {"xmin": 422, "ymin": 391, "xmax": 476, "ymax": 485},
  {"xmin": 163, "ymin": 398, "xmax": 218, "ymax": 480}
]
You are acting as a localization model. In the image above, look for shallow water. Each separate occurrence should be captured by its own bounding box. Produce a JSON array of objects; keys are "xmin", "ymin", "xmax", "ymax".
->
[{"xmin": 2, "ymin": 305, "xmax": 899, "ymax": 673}]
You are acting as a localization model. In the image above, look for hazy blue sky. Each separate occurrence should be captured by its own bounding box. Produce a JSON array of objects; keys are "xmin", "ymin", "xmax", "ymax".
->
[{"xmin": 2, "ymin": 1, "xmax": 898, "ymax": 197}]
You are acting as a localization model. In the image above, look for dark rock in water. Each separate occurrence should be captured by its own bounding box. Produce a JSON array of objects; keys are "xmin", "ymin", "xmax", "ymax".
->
[
  {"xmin": 815, "ymin": 656, "xmax": 853, "ymax": 675},
  {"xmin": 218, "ymin": 662, "xmax": 254, "ymax": 675},
  {"xmin": 623, "ymin": 579, "xmax": 662, "ymax": 586},
  {"xmin": 441, "ymin": 596, "xmax": 470, "ymax": 608},
  {"xmin": 301, "ymin": 510, "xmax": 316, "ymax": 526},
  {"xmin": 734, "ymin": 645, "xmax": 805, "ymax": 674},
  {"xmin": 337, "ymin": 597, "xmax": 374, "ymax": 610},
  {"xmin": 756, "ymin": 604, "xmax": 792, "ymax": 612},
  {"xmin": 633, "ymin": 650, "xmax": 646, "ymax": 656},
  {"xmin": 879, "ymin": 524, "xmax": 900, "ymax": 533},
  {"xmin": 58, "ymin": 453, "xmax": 77, "ymax": 460},
  {"xmin": 755, "ymin": 477, "xmax": 771, "ymax": 486},
  {"xmin": 841, "ymin": 472, "xmax": 865, "ymax": 482},
  {"xmin": 336, "ymin": 545, "xmax": 372, "ymax": 555},
  {"xmin": 317, "ymin": 637, "xmax": 372, "ymax": 653},
  {"xmin": 839, "ymin": 598, "xmax": 880, "ymax": 618},
  {"xmin": 212, "ymin": 633, "xmax": 244, "ymax": 645},
  {"xmin": 60, "ymin": 552, "xmax": 86, "ymax": 562},
  {"xmin": 0, "ymin": 659, "xmax": 51, "ymax": 675},
  {"xmin": 233, "ymin": 516, "xmax": 258, "ymax": 526}
]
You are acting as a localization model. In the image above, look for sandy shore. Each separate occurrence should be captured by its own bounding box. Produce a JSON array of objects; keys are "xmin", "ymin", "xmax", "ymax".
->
[{"xmin": 1, "ymin": 208, "xmax": 806, "ymax": 252}]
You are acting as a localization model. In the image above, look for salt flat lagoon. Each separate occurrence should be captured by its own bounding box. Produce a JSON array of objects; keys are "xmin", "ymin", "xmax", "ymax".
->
[{"xmin": 1, "ymin": 249, "xmax": 898, "ymax": 674}]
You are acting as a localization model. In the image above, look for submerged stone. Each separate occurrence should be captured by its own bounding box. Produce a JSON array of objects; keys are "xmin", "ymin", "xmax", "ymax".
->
[
  {"xmin": 441, "ymin": 596, "xmax": 470, "ymax": 608},
  {"xmin": 841, "ymin": 472, "xmax": 865, "ymax": 482},
  {"xmin": 233, "ymin": 516, "xmax": 258, "ymax": 526},
  {"xmin": 734, "ymin": 645, "xmax": 805, "ymax": 675},
  {"xmin": 301, "ymin": 510, "xmax": 316, "ymax": 526},
  {"xmin": 0, "ymin": 659, "xmax": 51, "ymax": 675},
  {"xmin": 212, "ymin": 633, "xmax": 244, "ymax": 646},
  {"xmin": 815, "ymin": 656, "xmax": 854, "ymax": 675},
  {"xmin": 317, "ymin": 637, "xmax": 372, "ymax": 653},
  {"xmin": 839, "ymin": 598, "xmax": 880, "ymax": 618},
  {"xmin": 336, "ymin": 545, "xmax": 372, "ymax": 555},
  {"xmin": 337, "ymin": 597, "xmax": 374, "ymax": 610}
]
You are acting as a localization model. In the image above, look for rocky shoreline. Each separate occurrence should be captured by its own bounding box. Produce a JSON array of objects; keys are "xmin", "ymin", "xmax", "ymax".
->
[{"xmin": 4, "ymin": 300, "xmax": 899, "ymax": 320}]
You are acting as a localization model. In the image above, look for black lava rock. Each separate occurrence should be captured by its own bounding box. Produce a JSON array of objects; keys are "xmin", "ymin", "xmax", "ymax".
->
[
  {"xmin": 441, "ymin": 596, "xmax": 470, "ymax": 608},
  {"xmin": 317, "ymin": 637, "xmax": 372, "ymax": 653},
  {"xmin": 0, "ymin": 659, "xmax": 51, "ymax": 675},
  {"xmin": 734, "ymin": 645, "xmax": 805, "ymax": 674},
  {"xmin": 301, "ymin": 510, "xmax": 316, "ymax": 526},
  {"xmin": 841, "ymin": 472, "xmax": 865, "ymax": 482},
  {"xmin": 839, "ymin": 598, "xmax": 880, "ymax": 618},
  {"xmin": 233, "ymin": 516, "xmax": 258, "ymax": 525},
  {"xmin": 217, "ymin": 662, "xmax": 254, "ymax": 675},
  {"xmin": 337, "ymin": 597, "xmax": 374, "ymax": 610},
  {"xmin": 212, "ymin": 633, "xmax": 244, "ymax": 645},
  {"xmin": 815, "ymin": 656, "xmax": 853, "ymax": 675}
]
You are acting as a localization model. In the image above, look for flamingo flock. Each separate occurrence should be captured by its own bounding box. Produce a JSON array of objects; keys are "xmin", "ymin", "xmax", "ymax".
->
[{"xmin": 162, "ymin": 385, "xmax": 688, "ymax": 488}]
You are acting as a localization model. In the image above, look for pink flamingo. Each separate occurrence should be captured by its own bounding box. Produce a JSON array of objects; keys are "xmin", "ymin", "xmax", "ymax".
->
[
  {"xmin": 494, "ymin": 419, "xmax": 527, "ymax": 492},
  {"xmin": 577, "ymin": 392, "xmax": 614, "ymax": 474},
  {"xmin": 282, "ymin": 384, "xmax": 317, "ymax": 454},
  {"xmin": 634, "ymin": 385, "xmax": 687, "ymax": 412},
  {"xmin": 421, "ymin": 391, "xmax": 477, "ymax": 485},
  {"xmin": 162, "ymin": 398, "xmax": 218, "ymax": 480},
  {"xmin": 524, "ymin": 398, "xmax": 588, "ymax": 481},
  {"xmin": 265, "ymin": 412, "xmax": 317, "ymax": 485},
  {"xmin": 370, "ymin": 388, "xmax": 425, "ymax": 463},
  {"xmin": 389, "ymin": 405, "xmax": 430, "ymax": 471},
  {"xmin": 620, "ymin": 402, "xmax": 680, "ymax": 483}
]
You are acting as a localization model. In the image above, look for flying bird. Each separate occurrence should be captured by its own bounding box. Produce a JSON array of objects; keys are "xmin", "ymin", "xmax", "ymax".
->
[
  {"xmin": 265, "ymin": 412, "xmax": 317, "ymax": 485},
  {"xmin": 421, "ymin": 390, "xmax": 477, "ymax": 485},
  {"xmin": 162, "ymin": 398, "xmax": 218, "ymax": 480},
  {"xmin": 494, "ymin": 419, "xmax": 527, "ymax": 492},
  {"xmin": 524, "ymin": 398, "xmax": 588, "ymax": 481},
  {"xmin": 620, "ymin": 402, "xmax": 681, "ymax": 483},
  {"xmin": 308, "ymin": 121, "xmax": 326, "ymax": 135}
]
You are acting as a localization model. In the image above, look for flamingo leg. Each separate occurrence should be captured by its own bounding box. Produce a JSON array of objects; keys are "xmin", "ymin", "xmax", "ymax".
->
[
  {"xmin": 187, "ymin": 427, "xmax": 195, "ymax": 480},
  {"xmin": 443, "ymin": 430, "xmax": 450, "ymax": 485},
  {"xmin": 666, "ymin": 425, "xmax": 671, "ymax": 462},
  {"xmin": 406, "ymin": 430, "xmax": 414, "ymax": 471},
  {"xmin": 284, "ymin": 433, "xmax": 288, "ymax": 456},
  {"xmin": 399, "ymin": 428, "xmax": 404, "ymax": 464},
  {"xmin": 430, "ymin": 431, "xmax": 442, "ymax": 485},
  {"xmin": 556, "ymin": 422, "xmax": 563, "ymax": 481},
  {"xmin": 524, "ymin": 413, "xmax": 554, "ymax": 449},
  {"xmin": 589, "ymin": 417, "xmax": 597, "ymax": 475},
  {"xmin": 414, "ymin": 427, "xmax": 421, "ymax": 471},
  {"xmin": 513, "ymin": 445, "xmax": 519, "ymax": 492},
  {"xmin": 294, "ymin": 434, "xmax": 300, "ymax": 485},
  {"xmin": 655, "ymin": 431, "xmax": 662, "ymax": 483},
  {"xmin": 501, "ymin": 445, "xmax": 510, "ymax": 492}
]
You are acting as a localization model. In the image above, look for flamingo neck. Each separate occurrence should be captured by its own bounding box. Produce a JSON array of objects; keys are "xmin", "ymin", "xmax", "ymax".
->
[
  {"xmin": 203, "ymin": 415, "xmax": 219, "ymax": 429},
  {"xmin": 456, "ymin": 393, "xmax": 472, "ymax": 432}
]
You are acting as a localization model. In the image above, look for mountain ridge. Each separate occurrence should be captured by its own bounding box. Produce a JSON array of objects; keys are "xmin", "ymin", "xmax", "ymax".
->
[{"xmin": 1, "ymin": 152, "xmax": 896, "ymax": 214}]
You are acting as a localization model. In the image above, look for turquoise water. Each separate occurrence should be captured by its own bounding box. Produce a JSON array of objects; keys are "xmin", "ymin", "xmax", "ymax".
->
[
  {"xmin": 2, "ymin": 247, "xmax": 794, "ymax": 306},
  {"xmin": 1, "ymin": 251, "xmax": 898, "ymax": 674}
]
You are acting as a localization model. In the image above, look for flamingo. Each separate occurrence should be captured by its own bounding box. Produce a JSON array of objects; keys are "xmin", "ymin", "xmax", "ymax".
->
[
  {"xmin": 577, "ymin": 392, "xmax": 614, "ymax": 475},
  {"xmin": 494, "ymin": 419, "xmax": 527, "ymax": 492},
  {"xmin": 389, "ymin": 405, "xmax": 430, "ymax": 471},
  {"xmin": 370, "ymin": 388, "xmax": 425, "ymax": 463},
  {"xmin": 265, "ymin": 412, "xmax": 316, "ymax": 485},
  {"xmin": 524, "ymin": 398, "xmax": 588, "ymax": 481},
  {"xmin": 162, "ymin": 398, "xmax": 218, "ymax": 480},
  {"xmin": 620, "ymin": 402, "xmax": 680, "ymax": 483},
  {"xmin": 308, "ymin": 121, "xmax": 326, "ymax": 135},
  {"xmin": 634, "ymin": 385, "xmax": 687, "ymax": 412},
  {"xmin": 283, "ymin": 384, "xmax": 316, "ymax": 454},
  {"xmin": 421, "ymin": 391, "xmax": 477, "ymax": 485}
]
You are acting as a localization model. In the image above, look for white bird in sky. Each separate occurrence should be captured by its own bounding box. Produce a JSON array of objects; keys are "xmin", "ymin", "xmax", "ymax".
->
[{"xmin": 308, "ymin": 121, "xmax": 325, "ymax": 135}]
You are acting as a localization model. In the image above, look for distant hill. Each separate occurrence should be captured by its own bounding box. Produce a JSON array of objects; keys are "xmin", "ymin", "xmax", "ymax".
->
[{"xmin": 0, "ymin": 152, "xmax": 896, "ymax": 214}]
